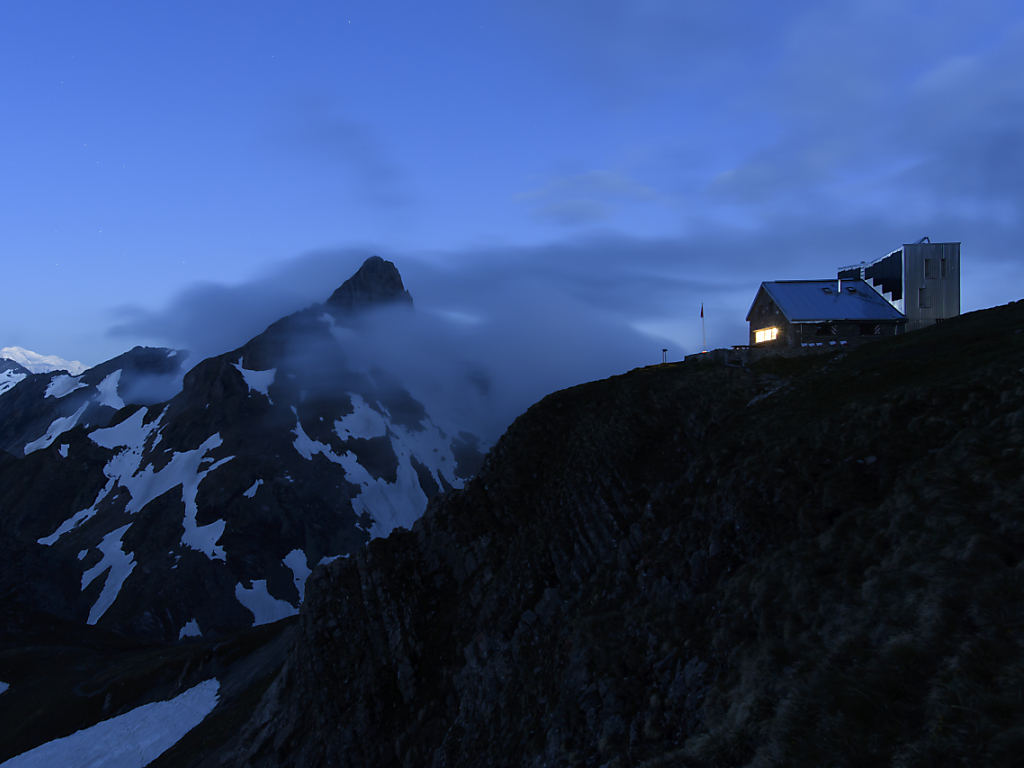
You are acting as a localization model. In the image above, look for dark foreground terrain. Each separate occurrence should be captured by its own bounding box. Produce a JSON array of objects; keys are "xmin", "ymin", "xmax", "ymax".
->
[
  {"xmin": 4, "ymin": 299, "xmax": 1024, "ymax": 766},
  {"xmin": 223, "ymin": 300, "xmax": 1024, "ymax": 767},
  {"xmin": 0, "ymin": 602, "xmax": 296, "ymax": 765}
]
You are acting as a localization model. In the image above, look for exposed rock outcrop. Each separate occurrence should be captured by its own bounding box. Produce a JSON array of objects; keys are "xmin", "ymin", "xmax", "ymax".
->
[{"xmin": 325, "ymin": 255, "xmax": 413, "ymax": 316}]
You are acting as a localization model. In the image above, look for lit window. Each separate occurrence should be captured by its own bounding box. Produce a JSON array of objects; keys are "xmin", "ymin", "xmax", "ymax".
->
[{"xmin": 755, "ymin": 327, "xmax": 779, "ymax": 343}]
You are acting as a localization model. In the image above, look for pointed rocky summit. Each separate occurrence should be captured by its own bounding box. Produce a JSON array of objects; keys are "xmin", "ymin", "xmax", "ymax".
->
[{"xmin": 325, "ymin": 256, "xmax": 413, "ymax": 315}]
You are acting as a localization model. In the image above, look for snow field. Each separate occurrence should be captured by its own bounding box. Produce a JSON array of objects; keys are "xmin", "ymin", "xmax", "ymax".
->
[
  {"xmin": 39, "ymin": 408, "xmax": 164, "ymax": 545},
  {"xmin": 291, "ymin": 394, "xmax": 464, "ymax": 539},
  {"xmin": 23, "ymin": 402, "xmax": 89, "ymax": 454},
  {"xmin": 1, "ymin": 346, "xmax": 87, "ymax": 375},
  {"xmin": 0, "ymin": 679, "xmax": 220, "ymax": 768},
  {"xmin": 40, "ymin": 409, "xmax": 236, "ymax": 623},
  {"xmin": 283, "ymin": 549, "xmax": 311, "ymax": 602},
  {"xmin": 235, "ymin": 580, "xmax": 297, "ymax": 626},
  {"xmin": 232, "ymin": 359, "xmax": 275, "ymax": 403},
  {"xmin": 243, "ymin": 479, "xmax": 262, "ymax": 498},
  {"xmin": 178, "ymin": 619, "xmax": 201, "ymax": 639},
  {"xmin": 318, "ymin": 553, "xmax": 348, "ymax": 566},
  {"xmin": 93, "ymin": 412, "xmax": 234, "ymax": 559},
  {"xmin": 82, "ymin": 524, "xmax": 136, "ymax": 625},
  {"xmin": 96, "ymin": 369, "xmax": 125, "ymax": 410},
  {"xmin": 233, "ymin": 550, "xmax": 311, "ymax": 624},
  {"xmin": 334, "ymin": 393, "xmax": 388, "ymax": 439},
  {"xmin": 0, "ymin": 681, "xmax": 8, "ymax": 696},
  {"xmin": 0, "ymin": 368, "xmax": 27, "ymax": 396},
  {"xmin": 45, "ymin": 374, "xmax": 86, "ymax": 399}
]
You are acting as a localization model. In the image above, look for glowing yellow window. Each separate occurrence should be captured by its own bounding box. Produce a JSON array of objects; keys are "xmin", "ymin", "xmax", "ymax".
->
[{"xmin": 755, "ymin": 327, "xmax": 778, "ymax": 343}]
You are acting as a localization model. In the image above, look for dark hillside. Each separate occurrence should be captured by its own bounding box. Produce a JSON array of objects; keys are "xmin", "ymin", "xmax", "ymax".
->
[{"xmin": 229, "ymin": 300, "xmax": 1024, "ymax": 768}]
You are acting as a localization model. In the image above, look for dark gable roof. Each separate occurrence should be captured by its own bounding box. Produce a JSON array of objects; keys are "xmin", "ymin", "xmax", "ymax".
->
[{"xmin": 746, "ymin": 280, "xmax": 907, "ymax": 323}]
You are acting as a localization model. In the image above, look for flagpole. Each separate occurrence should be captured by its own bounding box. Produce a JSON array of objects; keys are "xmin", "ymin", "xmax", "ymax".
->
[{"xmin": 701, "ymin": 303, "xmax": 706, "ymax": 353}]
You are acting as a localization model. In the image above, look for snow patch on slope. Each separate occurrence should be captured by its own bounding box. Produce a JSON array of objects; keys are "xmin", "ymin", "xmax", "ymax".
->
[
  {"xmin": 96, "ymin": 369, "xmax": 125, "ymax": 410},
  {"xmin": 89, "ymin": 407, "xmax": 160, "ymax": 452},
  {"xmin": 38, "ymin": 409, "xmax": 164, "ymax": 545},
  {"xmin": 0, "ymin": 678, "xmax": 219, "ymax": 768},
  {"xmin": 291, "ymin": 417, "xmax": 327, "ymax": 461},
  {"xmin": 23, "ymin": 402, "xmax": 89, "ymax": 454},
  {"xmin": 232, "ymin": 359, "xmax": 275, "ymax": 403},
  {"xmin": 284, "ymin": 549, "xmax": 311, "ymax": 603},
  {"xmin": 39, "ymin": 411, "xmax": 234, "ymax": 563},
  {"xmin": 340, "ymin": 444, "xmax": 428, "ymax": 538},
  {"xmin": 243, "ymin": 479, "xmax": 262, "ymax": 498},
  {"xmin": 291, "ymin": 393, "xmax": 464, "ymax": 539},
  {"xmin": 0, "ymin": 368, "xmax": 26, "ymax": 396},
  {"xmin": 235, "ymin": 580, "xmax": 297, "ymax": 626},
  {"xmin": 0, "ymin": 681, "xmax": 8, "ymax": 696},
  {"xmin": 82, "ymin": 524, "xmax": 135, "ymax": 625},
  {"xmin": 335, "ymin": 393, "xmax": 388, "ymax": 439},
  {"xmin": 95, "ymin": 414, "xmax": 232, "ymax": 558},
  {"xmin": 45, "ymin": 374, "xmax": 86, "ymax": 399},
  {"xmin": 179, "ymin": 619, "xmax": 201, "ymax": 639}
]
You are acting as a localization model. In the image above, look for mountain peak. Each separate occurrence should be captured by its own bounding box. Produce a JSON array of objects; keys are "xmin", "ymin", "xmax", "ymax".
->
[
  {"xmin": 0, "ymin": 346, "xmax": 88, "ymax": 375},
  {"xmin": 325, "ymin": 256, "xmax": 413, "ymax": 315}
]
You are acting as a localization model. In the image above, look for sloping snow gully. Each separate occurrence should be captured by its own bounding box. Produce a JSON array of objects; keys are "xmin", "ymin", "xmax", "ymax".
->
[
  {"xmin": 235, "ymin": 580, "xmax": 297, "ymax": 626},
  {"xmin": 178, "ymin": 619, "xmax": 201, "ymax": 639},
  {"xmin": 82, "ymin": 524, "xmax": 135, "ymax": 625},
  {"xmin": 291, "ymin": 394, "xmax": 465, "ymax": 539},
  {"xmin": 96, "ymin": 369, "xmax": 125, "ymax": 410},
  {"xmin": 283, "ymin": 549, "xmax": 311, "ymax": 602},
  {"xmin": 0, "ymin": 679, "xmax": 220, "ymax": 768},
  {"xmin": 38, "ymin": 412, "xmax": 234, "ymax": 566},
  {"xmin": 232, "ymin": 359, "xmax": 275, "ymax": 403},
  {"xmin": 24, "ymin": 402, "xmax": 89, "ymax": 454}
]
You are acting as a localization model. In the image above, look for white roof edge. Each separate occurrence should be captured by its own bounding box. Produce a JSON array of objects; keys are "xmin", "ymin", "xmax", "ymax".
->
[{"xmin": 785, "ymin": 317, "xmax": 906, "ymax": 324}]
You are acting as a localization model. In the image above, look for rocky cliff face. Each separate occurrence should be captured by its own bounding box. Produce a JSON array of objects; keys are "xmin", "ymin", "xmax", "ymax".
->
[
  {"xmin": 326, "ymin": 255, "xmax": 414, "ymax": 315},
  {"xmin": 230, "ymin": 300, "xmax": 1024, "ymax": 767}
]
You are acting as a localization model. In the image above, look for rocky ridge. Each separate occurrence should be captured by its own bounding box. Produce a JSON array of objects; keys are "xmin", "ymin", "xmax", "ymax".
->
[
  {"xmin": 0, "ymin": 257, "xmax": 483, "ymax": 643},
  {"xmin": 230, "ymin": 299, "xmax": 1024, "ymax": 767}
]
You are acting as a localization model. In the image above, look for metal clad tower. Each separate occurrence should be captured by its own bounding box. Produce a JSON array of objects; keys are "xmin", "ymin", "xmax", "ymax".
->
[{"xmin": 838, "ymin": 239, "xmax": 960, "ymax": 333}]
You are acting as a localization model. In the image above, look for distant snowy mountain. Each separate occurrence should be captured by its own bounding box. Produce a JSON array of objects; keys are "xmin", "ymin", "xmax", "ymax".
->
[
  {"xmin": 0, "ymin": 346, "xmax": 88, "ymax": 376},
  {"xmin": 0, "ymin": 257, "xmax": 485, "ymax": 642},
  {"xmin": 0, "ymin": 346, "xmax": 189, "ymax": 456}
]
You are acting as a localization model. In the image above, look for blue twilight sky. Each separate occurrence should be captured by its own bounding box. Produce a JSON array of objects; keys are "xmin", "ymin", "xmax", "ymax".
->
[{"xmin": 3, "ymin": 1, "xmax": 1023, "ymax": 378}]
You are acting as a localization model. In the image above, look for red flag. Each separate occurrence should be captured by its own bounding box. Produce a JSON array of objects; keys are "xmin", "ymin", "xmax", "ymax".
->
[{"xmin": 700, "ymin": 303, "xmax": 704, "ymax": 318}]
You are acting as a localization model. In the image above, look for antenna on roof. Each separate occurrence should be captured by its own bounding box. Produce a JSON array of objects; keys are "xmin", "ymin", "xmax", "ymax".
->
[{"xmin": 913, "ymin": 236, "xmax": 931, "ymax": 244}]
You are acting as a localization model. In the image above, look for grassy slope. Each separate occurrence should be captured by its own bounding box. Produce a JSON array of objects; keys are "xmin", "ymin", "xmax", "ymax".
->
[
  {"xmin": 236, "ymin": 299, "xmax": 1023, "ymax": 768},
  {"xmin": 631, "ymin": 302, "xmax": 1024, "ymax": 766}
]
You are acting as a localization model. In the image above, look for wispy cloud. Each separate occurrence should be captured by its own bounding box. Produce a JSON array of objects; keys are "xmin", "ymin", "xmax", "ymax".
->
[
  {"xmin": 276, "ymin": 97, "xmax": 411, "ymax": 209},
  {"xmin": 516, "ymin": 170, "xmax": 660, "ymax": 226}
]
